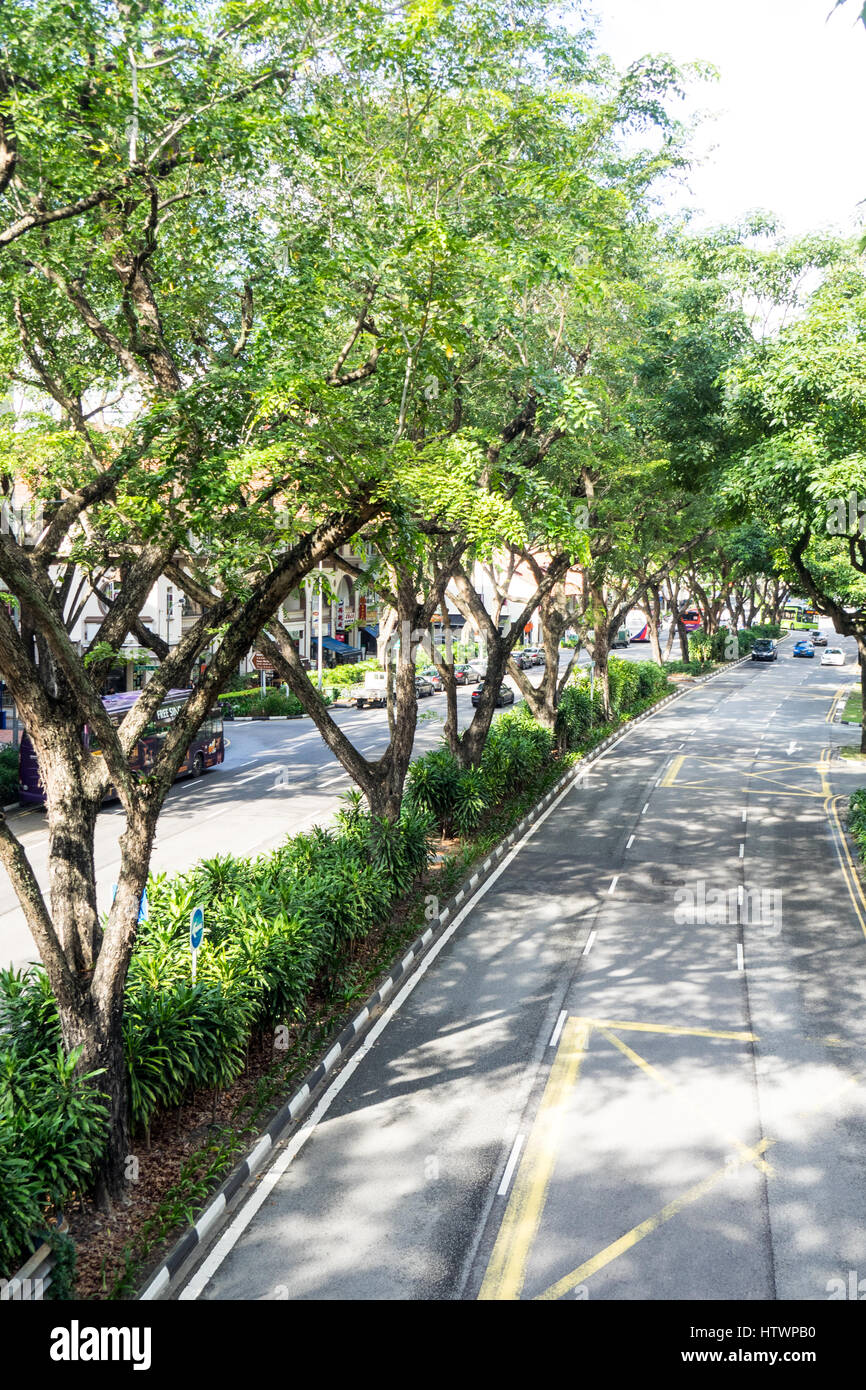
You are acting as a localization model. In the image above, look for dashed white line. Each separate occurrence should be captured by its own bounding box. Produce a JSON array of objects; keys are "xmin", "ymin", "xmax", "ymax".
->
[
  {"xmin": 641, "ymin": 803, "xmax": 649, "ymax": 815},
  {"xmin": 626, "ymin": 834, "xmax": 635, "ymax": 849},
  {"xmin": 739, "ymin": 842, "xmax": 745, "ymax": 859},
  {"xmin": 737, "ymin": 943, "xmax": 745, "ymax": 971},
  {"xmin": 741, "ymin": 808, "xmax": 748, "ymax": 823},
  {"xmin": 549, "ymin": 1010, "xmax": 567, "ymax": 1047},
  {"xmin": 582, "ymin": 930, "xmax": 597, "ymax": 957},
  {"xmin": 497, "ymin": 1134, "xmax": 526, "ymax": 1196},
  {"xmin": 607, "ymin": 874, "xmax": 619, "ymax": 894}
]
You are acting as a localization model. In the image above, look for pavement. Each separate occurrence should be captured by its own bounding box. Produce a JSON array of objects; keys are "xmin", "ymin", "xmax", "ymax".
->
[{"xmin": 172, "ymin": 631, "xmax": 866, "ymax": 1302}]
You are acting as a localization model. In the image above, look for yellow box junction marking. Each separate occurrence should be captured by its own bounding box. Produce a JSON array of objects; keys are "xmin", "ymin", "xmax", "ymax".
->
[
  {"xmin": 478, "ymin": 1019, "xmax": 590, "ymax": 1302},
  {"xmin": 479, "ymin": 1016, "xmax": 758, "ymax": 1301},
  {"xmin": 534, "ymin": 1137, "xmax": 775, "ymax": 1302},
  {"xmin": 659, "ymin": 754, "xmax": 685, "ymax": 787}
]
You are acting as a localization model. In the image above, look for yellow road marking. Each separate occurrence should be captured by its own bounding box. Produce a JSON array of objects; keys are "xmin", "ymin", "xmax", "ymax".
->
[
  {"xmin": 600, "ymin": 1028, "xmax": 773, "ymax": 1177},
  {"xmin": 825, "ymin": 791, "xmax": 866, "ymax": 944},
  {"xmin": 580, "ymin": 1018, "xmax": 756, "ymax": 1042},
  {"xmin": 827, "ymin": 685, "xmax": 849, "ymax": 723},
  {"xmin": 660, "ymin": 754, "xmax": 684, "ymax": 787},
  {"xmin": 533, "ymin": 1137, "xmax": 775, "ymax": 1301},
  {"xmin": 478, "ymin": 1019, "xmax": 591, "ymax": 1302}
]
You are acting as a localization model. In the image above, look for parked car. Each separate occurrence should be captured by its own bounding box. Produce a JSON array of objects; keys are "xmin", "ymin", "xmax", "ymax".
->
[
  {"xmin": 751, "ymin": 639, "xmax": 777, "ymax": 662},
  {"xmin": 415, "ymin": 675, "xmax": 435, "ymax": 697},
  {"xmin": 792, "ymin": 640, "xmax": 815, "ymax": 658},
  {"xmin": 418, "ymin": 665, "xmax": 444, "ymax": 692},
  {"xmin": 809, "ymin": 629, "xmax": 828, "ymax": 646},
  {"xmin": 534, "ymin": 650, "xmax": 546, "ymax": 666},
  {"xmin": 468, "ymin": 660, "xmax": 488, "ymax": 679},
  {"xmin": 471, "ymin": 681, "xmax": 515, "ymax": 708},
  {"xmin": 821, "ymin": 647, "xmax": 846, "ymax": 667},
  {"xmin": 513, "ymin": 650, "xmax": 534, "ymax": 669},
  {"xmin": 453, "ymin": 663, "xmax": 473, "ymax": 685}
]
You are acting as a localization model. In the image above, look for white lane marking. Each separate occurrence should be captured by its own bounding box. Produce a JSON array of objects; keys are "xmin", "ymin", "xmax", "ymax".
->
[
  {"xmin": 739, "ymin": 842, "xmax": 745, "ymax": 859},
  {"xmin": 641, "ymin": 803, "xmax": 649, "ymax": 815},
  {"xmin": 177, "ymin": 752, "xmax": 582, "ymax": 1301},
  {"xmin": 626, "ymin": 834, "xmax": 635, "ymax": 849},
  {"xmin": 582, "ymin": 930, "xmax": 597, "ymax": 957},
  {"xmin": 741, "ymin": 808, "xmax": 748, "ymax": 823},
  {"xmin": 549, "ymin": 1010, "xmax": 567, "ymax": 1048},
  {"xmin": 497, "ymin": 1134, "xmax": 526, "ymax": 1197},
  {"xmin": 608, "ymin": 875, "xmax": 619, "ymax": 894},
  {"xmin": 737, "ymin": 943, "xmax": 745, "ymax": 971},
  {"xmin": 737, "ymin": 885, "xmax": 744, "ymax": 905}
]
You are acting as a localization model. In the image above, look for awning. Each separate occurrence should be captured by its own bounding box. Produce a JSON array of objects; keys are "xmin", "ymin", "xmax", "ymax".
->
[
  {"xmin": 362, "ymin": 624, "xmax": 380, "ymax": 638},
  {"xmin": 313, "ymin": 636, "xmax": 364, "ymax": 656}
]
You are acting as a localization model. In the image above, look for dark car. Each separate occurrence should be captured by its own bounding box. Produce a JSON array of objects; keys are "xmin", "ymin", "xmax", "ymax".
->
[
  {"xmin": 414, "ymin": 676, "xmax": 435, "ymax": 698},
  {"xmin": 471, "ymin": 681, "xmax": 515, "ymax": 708},
  {"xmin": 792, "ymin": 640, "xmax": 815, "ymax": 658},
  {"xmin": 809, "ymin": 629, "xmax": 828, "ymax": 647},
  {"xmin": 453, "ymin": 663, "xmax": 473, "ymax": 685},
  {"xmin": 751, "ymin": 639, "xmax": 777, "ymax": 662}
]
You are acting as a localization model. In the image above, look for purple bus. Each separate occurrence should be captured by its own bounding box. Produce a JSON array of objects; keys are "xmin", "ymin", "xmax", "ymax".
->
[{"xmin": 19, "ymin": 688, "xmax": 225, "ymax": 806}]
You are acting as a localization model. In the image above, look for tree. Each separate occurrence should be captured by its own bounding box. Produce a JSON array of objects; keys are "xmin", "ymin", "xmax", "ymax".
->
[{"xmin": 724, "ymin": 252, "xmax": 866, "ymax": 748}]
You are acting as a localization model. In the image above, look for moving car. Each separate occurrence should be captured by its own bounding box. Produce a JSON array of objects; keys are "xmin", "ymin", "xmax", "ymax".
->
[
  {"xmin": 792, "ymin": 640, "xmax": 815, "ymax": 658},
  {"xmin": 471, "ymin": 681, "xmax": 515, "ymax": 708},
  {"xmin": 415, "ymin": 675, "xmax": 435, "ymax": 697},
  {"xmin": 821, "ymin": 647, "xmax": 846, "ymax": 667},
  {"xmin": 751, "ymin": 638, "xmax": 778, "ymax": 663},
  {"xmin": 809, "ymin": 629, "xmax": 828, "ymax": 647}
]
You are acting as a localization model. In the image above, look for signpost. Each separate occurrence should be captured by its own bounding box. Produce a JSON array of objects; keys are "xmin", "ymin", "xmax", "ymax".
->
[
  {"xmin": 190, "ymin": 905, "xmax": 204, "ymax": 982},
  {"xmin": 252, "ymin": 651, "xmax": 274, "ymax": 697}
]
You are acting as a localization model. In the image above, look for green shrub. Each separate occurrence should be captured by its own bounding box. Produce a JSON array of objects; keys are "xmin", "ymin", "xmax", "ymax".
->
[
  {"xmin": 0, "ymin": 745, "xmax": 18, "ymax": 804},
  {"xmin": 0, "ymin": 1022, "xmax": 108, "ymax": 1271}
]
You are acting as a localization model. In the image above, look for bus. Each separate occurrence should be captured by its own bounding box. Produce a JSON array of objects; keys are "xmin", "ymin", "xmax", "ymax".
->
[
  {"xmin": 19, "ymin": 688, "xmax": 225, "ymax": 806},
  {"xmin": 781, "ymin": 600, "xmax": 819, "ymax": 631},
  {"xmin": 678, "ymin": 608, "xmax": 702, "ymax": 631}
]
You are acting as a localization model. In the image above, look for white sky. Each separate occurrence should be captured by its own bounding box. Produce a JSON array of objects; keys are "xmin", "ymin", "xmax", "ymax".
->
[{"xmin": 591, "ymin": 0, "xmax": 866, "ymax": 238}]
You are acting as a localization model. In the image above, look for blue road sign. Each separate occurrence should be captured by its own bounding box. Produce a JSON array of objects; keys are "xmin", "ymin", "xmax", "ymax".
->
[{"xmin": 189, "ymin": 905, "xmax": 204, "ymax": 951}]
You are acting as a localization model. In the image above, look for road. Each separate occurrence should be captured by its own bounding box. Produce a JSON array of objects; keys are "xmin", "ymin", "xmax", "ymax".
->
[
  {"xmin": 4, "ymin": 649, "xmax": 633, "ymax": 972},
  {"xmin": 175, "ymin": 632, "xmax": 866, "ymax": 1302}
]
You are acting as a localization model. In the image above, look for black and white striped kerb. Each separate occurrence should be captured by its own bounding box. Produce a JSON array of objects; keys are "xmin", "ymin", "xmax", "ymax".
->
[{"xmin": 138, "ymin": 652, "xmax": 750, "ymax": 1301}]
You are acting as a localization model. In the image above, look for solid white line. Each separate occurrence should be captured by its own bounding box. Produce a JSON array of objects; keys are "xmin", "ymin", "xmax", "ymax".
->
[
  {"xmin": 626, "ymin": 834, "xmax": 635, "ymax": 849},
  {"xmin": 582, "ymin": 930, "xmax": 597, "ymax": 957},
  {"xmin": 737, "ymin": 943, "xmax": 745, "ymax": 971},
  {"xmin": 497, "ymin": 1134, "xmax": 526, "ymax": 1197},
  {"xmin": 608, "ymin": 875, "xmax": 619, "ymax": 894},
  {"xmin": 178, "ymin": 755, "xmax": 583, "ymax": 1301},
  {"xmin": 549, "ymin": 1010, "xmax": 567, "ymax": 1048},
  {"xmin": 739, "ymin": 842, "xmax": 745, "ymax": 859}
]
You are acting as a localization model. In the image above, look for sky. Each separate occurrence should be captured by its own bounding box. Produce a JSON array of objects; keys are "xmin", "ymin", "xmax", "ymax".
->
[{"xmin": 591, "ymin": 0, "xmax": 866, "ymax": 239}]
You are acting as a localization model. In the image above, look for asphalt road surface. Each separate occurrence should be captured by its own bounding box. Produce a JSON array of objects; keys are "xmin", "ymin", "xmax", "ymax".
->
[{"xmin": 175, "ymin": 632, "xmax": 866, "ymax": 1301}]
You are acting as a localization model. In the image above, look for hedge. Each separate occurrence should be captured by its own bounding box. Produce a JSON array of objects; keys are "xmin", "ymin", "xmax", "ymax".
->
[{"xmin": 0, "ymin": 799, "xmax": 432, "ymax": 1275}]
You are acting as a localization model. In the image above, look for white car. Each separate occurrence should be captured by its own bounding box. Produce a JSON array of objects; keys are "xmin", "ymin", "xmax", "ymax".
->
[{"xmin": 821, "ymin": 647, "xmax": 846, "ymax": 666}]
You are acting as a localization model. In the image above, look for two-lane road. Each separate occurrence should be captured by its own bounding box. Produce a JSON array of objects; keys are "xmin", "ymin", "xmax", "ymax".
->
[{"xmin": 176, "ymin": 636, "xmax": 866, "ymax": 1301}]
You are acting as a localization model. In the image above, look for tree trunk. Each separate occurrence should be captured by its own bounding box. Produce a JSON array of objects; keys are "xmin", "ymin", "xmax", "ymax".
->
[
  {"xmin": 859, "ymin": 639, "xmax": 866, "ymax": 756},
  {"xmin": 647, "ymin": 585, "xmax": 663, "ymax": 665}
]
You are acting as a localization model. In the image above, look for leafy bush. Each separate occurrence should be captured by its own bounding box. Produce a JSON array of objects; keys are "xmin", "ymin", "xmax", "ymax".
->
[
  {"xmin": 0, "ymin": 996, "xmax": 108, "ymax": 1272},
  {"xmin": 319, "ymin": 659, "xmax": 380, "ymax": 691},
  {"xmin": 850, "ymin": 789, "xmax": 866, "ymax": 857},
  {"xmin": 663, "ymin": 659, "xmax": 704, "ymax": 676},
  {"xmin": 750, "ymin": 623, "xmax": 782, "ymax": 639},
  {"xmin": 0, "ymin": 745, "xmax": 18, "ymax": 804},
  {"xmin": 608, "ymin": 656, "xmax": 642, "ymax": 712}
]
